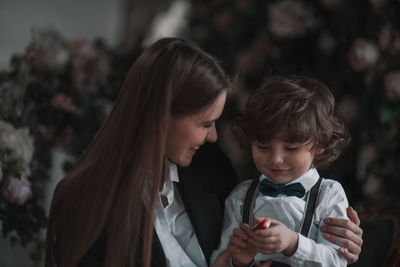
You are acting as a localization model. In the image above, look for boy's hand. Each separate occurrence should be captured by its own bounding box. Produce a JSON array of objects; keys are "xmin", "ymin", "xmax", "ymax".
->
[
  {"xmin": 248, "ymin": 217, "xmax": 299, "ymax": 256},
  {"xmin": 227, "ymin": 224, "xmax": 257, "ymax": 266}
]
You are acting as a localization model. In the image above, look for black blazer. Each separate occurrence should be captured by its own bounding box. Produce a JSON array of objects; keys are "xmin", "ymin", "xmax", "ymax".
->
[{"xmin": 79, "ymin": 142, "xmax": 239, "ymax": 267}]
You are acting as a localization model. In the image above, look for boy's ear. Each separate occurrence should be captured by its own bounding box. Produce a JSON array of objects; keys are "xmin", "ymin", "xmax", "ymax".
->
[{"xmin": 314, "ymin": 148, "xmax": 325, "ymax": 155}]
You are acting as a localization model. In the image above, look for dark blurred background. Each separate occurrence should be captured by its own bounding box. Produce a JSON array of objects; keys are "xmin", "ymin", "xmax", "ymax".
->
[{"xmin": 0, "ymin": 0, "xmax": 399, "ymax": 266}]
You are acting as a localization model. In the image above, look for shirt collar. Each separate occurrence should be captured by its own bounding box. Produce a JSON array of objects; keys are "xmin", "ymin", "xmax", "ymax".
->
[
  {"xmin": 168, "ymin": 161, "xmax": 179, "ymax": 183},
  {"xmin": 159, "ymin": 160, "xmax": 179, "ymax": 198},
  {"xmin": 259, "ymin": 168, "xmax": 320, "ymax": 193}
]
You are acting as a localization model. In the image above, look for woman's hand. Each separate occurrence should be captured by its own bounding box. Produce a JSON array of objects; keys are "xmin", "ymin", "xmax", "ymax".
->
[
  {"xmin": 227, "ymin": 225, "xmax": 257, "ymax": 266},
  {"xmin": 320, "ymin": 206, "xmax": 363, "ymax": 263}
]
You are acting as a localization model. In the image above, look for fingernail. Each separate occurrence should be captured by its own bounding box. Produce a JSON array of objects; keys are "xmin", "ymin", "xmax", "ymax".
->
[{"xmin": 323, "ymin": 233, "xmax": 331, "ymax": 239}]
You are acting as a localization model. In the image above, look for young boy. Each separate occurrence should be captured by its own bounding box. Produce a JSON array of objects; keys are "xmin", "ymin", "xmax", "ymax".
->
[{"xmin": 212, "ymin": 76, "xmax": 350, "ymax": 266}]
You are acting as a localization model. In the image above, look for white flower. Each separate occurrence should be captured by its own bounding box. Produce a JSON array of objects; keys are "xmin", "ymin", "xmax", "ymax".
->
[
  {"xmin": 384, "ymin": 71, "xmax": 400, "ymax": 101},
  {"xmin": 3, "ymin": 176, "xmax": 32, "ymax": 205},
  {"xmin": 348, "ymin": 39, "xmax": 379, "ymax": 71},
  {"xmin": 268, "ymin": 0, "xmax": 318, "ymax": 39},
  {"xmin": 0, "ymin": 120, "xmax": 34, "ymax": 169}
]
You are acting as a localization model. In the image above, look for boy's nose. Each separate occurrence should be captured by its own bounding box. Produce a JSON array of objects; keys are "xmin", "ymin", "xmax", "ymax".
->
[{"xmin": 271, "ymin": 151, "xmax": 284, "ymax": 164}]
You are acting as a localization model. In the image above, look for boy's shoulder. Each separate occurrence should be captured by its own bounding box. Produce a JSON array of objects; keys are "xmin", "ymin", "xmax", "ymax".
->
[
  {"xmin": 319, "ymin": 177, "xmax": 346, "ymax": 192},
  {"xmin": 227, "ymin": 178, "xmax": 257, "ymax": 201},
  {"xmin": 318, "ymin": 177, "xmax": 349, "ymax": 206}
]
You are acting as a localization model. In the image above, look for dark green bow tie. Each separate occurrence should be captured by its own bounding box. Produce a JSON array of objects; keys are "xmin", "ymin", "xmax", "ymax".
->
[{"xmin": 258, "ymin": 178, "xmax": 306, "ymax": 198}]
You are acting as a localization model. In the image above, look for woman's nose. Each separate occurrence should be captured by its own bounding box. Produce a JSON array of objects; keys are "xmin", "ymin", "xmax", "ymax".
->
[{"xmin": 206, "ymin": 125, "xmax": 218, "ymax": 143}]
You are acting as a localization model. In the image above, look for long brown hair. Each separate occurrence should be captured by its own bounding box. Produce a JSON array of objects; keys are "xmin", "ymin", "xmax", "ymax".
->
[
  {"xmin": 45, "ymin": 38, "xmax": 229, "ymax": 267},
  {"xmin": 236, "ymin": 75, "xmax": 350, "ymax": 168}
]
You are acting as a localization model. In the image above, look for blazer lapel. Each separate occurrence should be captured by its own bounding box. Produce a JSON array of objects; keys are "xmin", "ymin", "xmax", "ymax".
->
[
  {"xmin": 177, "ymin": 142, "xmax": 238, "ymax": 264},
  {"xmin": 151, "ymin": 231, "xmax": 167, "ymax": 267}
]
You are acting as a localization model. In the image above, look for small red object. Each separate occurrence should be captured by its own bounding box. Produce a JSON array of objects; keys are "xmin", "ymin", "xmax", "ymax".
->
[{"xmin": 252, "ymin": 218, "xmax": 270, "ymax": 231}]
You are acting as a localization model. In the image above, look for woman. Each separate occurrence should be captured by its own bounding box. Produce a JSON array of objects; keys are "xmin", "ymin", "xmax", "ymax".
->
[{"xmin": 45, "ymin": 38, "xmax": 362, "ymax": 267}]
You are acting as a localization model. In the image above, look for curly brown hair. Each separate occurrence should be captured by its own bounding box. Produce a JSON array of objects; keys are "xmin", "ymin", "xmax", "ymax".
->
[{"xmin": 236, "ymin": 75, "xmax": 350, "ymax": 168}]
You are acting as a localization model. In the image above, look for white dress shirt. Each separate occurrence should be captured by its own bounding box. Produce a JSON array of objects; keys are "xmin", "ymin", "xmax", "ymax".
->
[
  {"xmin": 154, "ymin": 161, "xmax": 207, "ymax": 267},
  {"xmin": 211, "ymin": 168, "xmax": 348, "ymax": 266}
]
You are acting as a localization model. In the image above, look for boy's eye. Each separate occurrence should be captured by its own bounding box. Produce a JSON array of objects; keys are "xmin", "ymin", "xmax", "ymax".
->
[
  {"xmin": 203, "ymin": 123, "xmax": 213, "ymax": 128},
  {"xmin": 285, "ymin": 146, "xmax": 299, "ymax": 151},
  {"xmin": 257, "ymin": 145, "xmax": 269, "ymax": 150}
]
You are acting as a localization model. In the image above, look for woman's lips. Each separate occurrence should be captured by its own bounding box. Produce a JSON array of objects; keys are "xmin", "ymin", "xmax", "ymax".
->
[{"xmin": 189, "ymin": 146, "xmax": 200, "ymax": 155}]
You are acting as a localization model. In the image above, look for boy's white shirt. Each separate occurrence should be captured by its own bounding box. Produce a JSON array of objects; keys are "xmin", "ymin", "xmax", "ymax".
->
[
  {"xmin": 154, "ymin": 161, "xmax": 207, "ymax": 267},
  {"xmin": 211, "ymin": 168, "xmax": 349, "ymax": 267}
]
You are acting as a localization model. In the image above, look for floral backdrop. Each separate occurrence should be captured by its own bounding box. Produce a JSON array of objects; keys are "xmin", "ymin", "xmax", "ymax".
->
[
  {"xmin": 187, "ymin": 0, "xmax": 400, "ymax": 207},
  {"xmin": 0, "ymin": 29, "xmax": 142, "ymax": 262},
  {"xmin": 0, "ymin": 0, "xmax": 399, "ymax": 264}
]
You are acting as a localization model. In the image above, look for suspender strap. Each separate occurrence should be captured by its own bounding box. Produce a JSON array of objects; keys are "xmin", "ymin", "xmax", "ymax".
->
[
  {"xmin": 300, "ymin": 177, "xmax": 323, "ymax": 237},
  {"xmin": 242, "ymin": 176, "xmax": 323, "ymax": 267},
  {"xmin": 242, "ymin": 177, "xmax": 260, "ymax": 226},
  {"xmin": 243, "ymin": 176, "xmax": 323, "ymax": 238}
]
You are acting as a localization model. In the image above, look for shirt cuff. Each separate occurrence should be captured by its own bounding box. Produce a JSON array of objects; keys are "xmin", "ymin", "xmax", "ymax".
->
[
  {"xmin": 229, "ymin": 257, "xmax": 255, "ymax": 267},
  {"xmin": 287, "ymin": 233, "xmax": 311, "ymax": 265}
]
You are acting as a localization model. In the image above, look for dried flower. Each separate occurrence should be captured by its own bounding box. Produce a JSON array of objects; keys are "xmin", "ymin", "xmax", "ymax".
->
[
  {"xmin": 0, "ymin": 82, "xmax": 24, "ymax": 121},
  {"xmin": 384, "ymin": 71, "xmax": 400, "ymax": 101},
  {"xmin": 3, "ymin": 175, "xmax": 32, "ymax": 205},
  {"xmin": 348, "ymin": 39, "xmax": 379, "ymax": 71},
  {"xmin": 25, "ymin": 42, "xmax": 37, "ymax": 60},
  {"xmin": 29, "ymin": 29, "xmax": 70, "ymax": 72}
]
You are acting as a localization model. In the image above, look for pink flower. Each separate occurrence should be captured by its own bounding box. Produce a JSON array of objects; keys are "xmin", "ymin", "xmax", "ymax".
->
[
  {"xmin": 384, "ymin": 71, "xmax": 400, "ymax": 101},
  {"xmin": 51, "ymin": 93, "xmax": 80, "ymax": 113},
  {"xmin": 348, "ymin": 39, "xmax": 379, "ymax": 71},
  {"xmin": 3, "ymin": 176, "xmax": 32, "ymax": 205}
]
